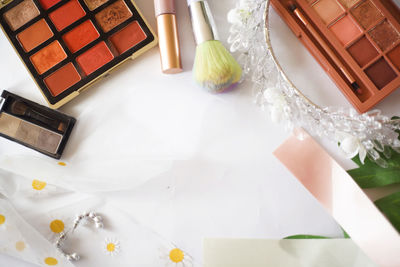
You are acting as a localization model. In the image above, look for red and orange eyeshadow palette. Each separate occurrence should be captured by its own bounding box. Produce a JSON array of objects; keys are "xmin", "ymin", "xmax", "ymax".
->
[
  {"xmin": 0, "ymin": 0, "xmax": 156, "ymax": 108},
  {"xmin": 272, "ymin": 0, "xmax": 400, "ymax": 113}
]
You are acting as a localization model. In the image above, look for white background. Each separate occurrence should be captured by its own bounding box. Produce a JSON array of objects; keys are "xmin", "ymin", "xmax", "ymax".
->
[{"xmin": 1, "ymin": 0, "xmax": 400, "ymax": 266}]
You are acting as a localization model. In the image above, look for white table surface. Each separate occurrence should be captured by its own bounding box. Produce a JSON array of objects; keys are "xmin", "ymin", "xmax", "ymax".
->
[{"xmin": 1, "ymin": 0, "xmax": 399, "ymax": 266}]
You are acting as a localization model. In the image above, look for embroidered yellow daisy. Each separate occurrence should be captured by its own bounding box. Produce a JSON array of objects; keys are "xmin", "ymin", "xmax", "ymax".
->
[
  {"xmin": 49, "ymin": 219, "xmax": 65, "ymax": 234},
  {"xmin": 15, "ymin": 240, "xmax": 27, "ymax": 252},
  {"xmin": 41, "ymin": 214, "xmax": 71, "ymax": 241},
  {"xmin": 103, "ymin": 238, "xmax": 121, "ymax": 256},
  {"xmin": 44, "ymin": 256, "xmax": 58, "ymax": 266},
  {"xmin": 29, "ymin": 179, "xmax": 56, "ymax": 196},
  {"xmin": 160, "ymin": 246, "xmax": 193, "ymax": 267},
  {"xmin": 0, "ymin": 214, "xmax": 5, "ymax": 225},
  {"xmin": 0, "ymin": 213, "xmax": 7, "ymax": 230}
]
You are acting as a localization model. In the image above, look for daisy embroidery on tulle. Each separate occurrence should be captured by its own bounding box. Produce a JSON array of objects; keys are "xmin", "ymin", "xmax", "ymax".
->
[
  {"xmin": 103, "ymin": 238, "xmax": 121, "ymax": 256},
  {"xmin": 42, "ymin": 214, "xmax": 71, "ymax": 241},
  {"xmin": 0, "ymin": 213, "xmax": 7, "ymax": 230},
  {"xmin": 160, "ymin": 245, "xmax": 193, "ymax": 267},
  {"xmin": 43, "ymin": 256, "xmax": 59, "ymax": 266},
  {"xmin": 30, "ymin": 179, "xmax": 56, "ymax": 196},
  {"xmin": 15, "ymin": 240, "xmax": 27, "ymax": 252}
]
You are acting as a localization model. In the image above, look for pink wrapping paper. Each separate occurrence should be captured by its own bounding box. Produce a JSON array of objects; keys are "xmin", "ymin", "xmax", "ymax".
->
[{"xmin": 274, "ymin": 129, "xmax": 400, "ymax": 267}]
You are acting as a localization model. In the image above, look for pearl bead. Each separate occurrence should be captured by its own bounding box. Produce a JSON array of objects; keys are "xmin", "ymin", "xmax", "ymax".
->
[{"xmin": 71, "ymin": 253, "xmax": 80, "ymax": 260}]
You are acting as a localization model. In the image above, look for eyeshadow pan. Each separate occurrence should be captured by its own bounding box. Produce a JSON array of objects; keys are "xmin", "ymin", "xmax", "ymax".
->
[
  {"xmin": 30, "ymin": 41, "xmax": 67, "ymax": 74},
  {"xmin": 15, "ymin": 120, "xmax": 41, "ymax": 146},
  {"xmin": 14, "ymin": 119, "xmax": 62, "ymax": 153},
  {"xmin": 365, "ymin": 58, "xmax": 397, "ymax": 89},
  {"xmin": 369, "ymin": 20, "xmax": 400, "ymax": 51},
  {"xmin": 0, "ymin": 0, "xmax": 157, "ymax": 109},
  {"xmin": 330, "ymin": 15, "xmax": 362, "ymax": 46},
  {"xmin": 388, "ymin": 45, "xmax": 400, "ymax": 71},
  {"xmin": 39, "ymin": 0, "xmax": 62, "ymax": 10},
  {"xmin": 0, "ymin": 113, "xmax": 61, "ymax": 153},
  {"xmin": 95, "ymin": 0, "xmax": 132, "ymax": 33},
  {"xmin": 338, "ymin": 0, "xmax": 359, "ymax": 8},
  {"xmin": 49, "ymin": 0, "xmax": 86, "ymax": 31},
  {"xmin": 347, "ymin": 36, "xmax": 378, "ymax": 67},
  {"xmin": 76, "ymin": 41, "xmax": 114, "ymax": 75},
  {"xmin": 312, "ymin": 0, "xmax": 345, "ymax": 25},
  {"xmin": 37, "ymin": 129, "xmax": 62, "ymax": 153},
  {"xmin": 17, "ymin": 19, "xmax": 53, "ymax": 52},
  {"xmin": 3, "ymin": 0, "xmax": 40, "ymax": 31},
  {"xmin": 351, "ymin": 0, "xmax": 383, "ymax": 29},
  {"xmin": 0, "ymin": 113, "xmax": 20, "ymax": 137},
  {"xmin": 109, "ymin": 21, "xmax": 146, "ymax": 54},
  {"xmin": 84, "ymin": 0, "xmax": 108, "ymax": 11},
  {"xmin": 63, "ymin": 20, "xmax": 99, "ymax": 53},
  {"xmin": 44, "ymin": 63, "xmax": 81, "ymax": 96}
]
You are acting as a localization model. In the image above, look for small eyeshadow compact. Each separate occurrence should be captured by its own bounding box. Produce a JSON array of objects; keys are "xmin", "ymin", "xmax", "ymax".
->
[
  {"xmin": 0, "ymin": 90, "xmax": 75, "ymax": 158},
  {"xmin": 0, "ymin": 0, "xmax": 157, "ymax": 108},
  {"xmin": 272, "ymin": 0, "xmax": 400, "ymax": 113}
]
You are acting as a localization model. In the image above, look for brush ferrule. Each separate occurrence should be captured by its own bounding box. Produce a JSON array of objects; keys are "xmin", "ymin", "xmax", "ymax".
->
[
  {"xmin": 0, "ymin": 97, "xmax": 4, "ymax": 111},
  {"xmin": 189, "ymin": 1, "xmax": 217, "ymax": 45}
]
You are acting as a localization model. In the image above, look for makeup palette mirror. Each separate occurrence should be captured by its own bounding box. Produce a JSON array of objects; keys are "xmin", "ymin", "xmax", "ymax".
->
[{"xmin": 270, "ymin": 0, "xmax": 400, "ymax": 114}]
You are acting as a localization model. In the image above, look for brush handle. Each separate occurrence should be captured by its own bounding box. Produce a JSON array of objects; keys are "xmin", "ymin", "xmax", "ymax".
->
[
  {"xmin": 188, "ymin": 0, "xmax": 218, "ymax": 45},
  {"xmin": 26, "ymin": 109, "xmax": 63, "ymax": 132},
  {"xmin": 186, "ymin": 0, "xmax": 203, "ymax": 5}
]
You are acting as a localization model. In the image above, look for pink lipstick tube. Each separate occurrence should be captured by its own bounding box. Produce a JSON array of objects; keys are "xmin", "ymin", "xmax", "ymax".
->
[{"xmin": 154, "ymin": 0, "xmax": 182, "ymax": 74}]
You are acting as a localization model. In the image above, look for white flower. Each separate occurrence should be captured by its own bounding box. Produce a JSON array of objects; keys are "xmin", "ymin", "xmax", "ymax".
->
[
  {"xmin": 103, "ymin": 238, "xmax": 121, "ymax": 256},
  {"xmin": 227, "ymin": 9, "xmax": 242, "ymax": 24},
  {"xmin": 227, "ymin": 2, "xmax": 252, "ymax": 25},
  {"xmin": 239, "ymin": 0, "xmax": 253, "ymax": 9},
  {"xmin": 336, "ymin": 131, "xmax": 367, "ymax": 163},
  {"xmin": 160, "ymin": 245, "xmax": 193, "ymax": 267},
  {"xmin": 263, "ymin": 88, "xmax": 289, "ymax": 123}
]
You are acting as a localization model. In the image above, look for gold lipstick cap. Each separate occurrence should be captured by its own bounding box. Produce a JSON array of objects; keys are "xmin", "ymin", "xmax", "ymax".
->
[{"xmin": 157, "ymin": 14, "xmax": 182, "ymax": 74}]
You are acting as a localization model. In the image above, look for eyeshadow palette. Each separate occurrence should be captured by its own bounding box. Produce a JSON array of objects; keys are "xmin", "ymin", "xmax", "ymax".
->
[
  {"xmin": 0, "ymin": 0, "xmax": 156, "ymax": 108},
  {"xmin": 271, "ymin": 0, "xmax": 400, "ymax": 113},
  {"xmin": 0, "ymin": 90, "xmax": 75, "ymax": 158}
]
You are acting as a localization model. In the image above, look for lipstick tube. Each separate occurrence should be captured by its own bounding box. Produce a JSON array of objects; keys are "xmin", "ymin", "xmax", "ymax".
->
[{"xmin": 154, "ymin": 0, "xmax": 182, "ymax": 74}]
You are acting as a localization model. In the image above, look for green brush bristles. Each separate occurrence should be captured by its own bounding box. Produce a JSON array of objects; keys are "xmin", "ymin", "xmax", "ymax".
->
[{"xmin": 194, "ymin": 40, "xmax": 242, "ymax": 93}]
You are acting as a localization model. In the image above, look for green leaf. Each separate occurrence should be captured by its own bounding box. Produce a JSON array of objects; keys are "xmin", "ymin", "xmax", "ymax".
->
[
  {"xmin": 348, "ymin": 149, "xmax": 400, "ymax": 188},
  {"xmin": 375, "ymin": 192, "xmax": 400, "ymax": 232},
  {"xmin": 283, "ymin": 235, "xmax": 331, "ymax": 239},
  {"xmin": 341, "ymin": 228, "xmax": 350, "ymax": 239}
]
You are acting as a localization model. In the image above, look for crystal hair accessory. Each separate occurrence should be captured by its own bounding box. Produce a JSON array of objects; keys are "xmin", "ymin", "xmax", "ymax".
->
[{"xmin": 227, "ymin": 0, "xmax": 400, "ymax": 167}]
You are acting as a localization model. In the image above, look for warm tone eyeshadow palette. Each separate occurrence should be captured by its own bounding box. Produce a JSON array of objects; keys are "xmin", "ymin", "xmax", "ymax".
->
[
  {"xmin": 0, "ymin": 0, "xmax": 156, "ymax": 108},
  {"xmin": 0, "ymin": 90, "xmax": 75, "ymax": 158},
  {"xmin": 271, "ymin": 0, "xmax": 400, "ymax": 113}
]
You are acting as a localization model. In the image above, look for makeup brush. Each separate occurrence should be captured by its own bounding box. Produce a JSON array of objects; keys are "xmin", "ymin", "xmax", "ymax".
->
[
  {"xmin": 188, "ymin": 0, "xmax": 242, "ymax": 93},
  {"xmin": 11, "ymin": 100, "xmax": 66, "ymax": 132},
  {"xmin": 288, "ymin": 2, "xmax": 362, "ymax": 95}
]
